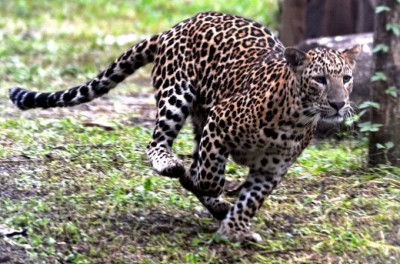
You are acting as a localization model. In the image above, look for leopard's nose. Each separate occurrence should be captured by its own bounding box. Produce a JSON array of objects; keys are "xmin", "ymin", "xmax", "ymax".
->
[{"xmin": 328, "ymin": 101, "xmax": 345, "ymax": 111}]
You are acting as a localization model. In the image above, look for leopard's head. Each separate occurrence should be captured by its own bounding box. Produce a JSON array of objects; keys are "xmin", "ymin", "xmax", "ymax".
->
[{"xmin": 284, "ymin": 45, "xmax": 361, "ymax": 123}]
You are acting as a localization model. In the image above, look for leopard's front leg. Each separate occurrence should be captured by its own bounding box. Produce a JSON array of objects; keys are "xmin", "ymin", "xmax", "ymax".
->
[
  {"xmin": 217, "ymin": 170, "xmax": 283, "ymax": 243},
  {"xmin": 179, "ymin": 111, "xmax": 233, "ymax": 220},
  {"xmin": 179, "ymin": 170, "xmax": 232, "ymax": 221}
]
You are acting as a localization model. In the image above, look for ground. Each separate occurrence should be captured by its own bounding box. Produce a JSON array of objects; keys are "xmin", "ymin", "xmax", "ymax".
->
[
  {"xmin": 0, "ymin": 1, "xmax": 399, "ymax": 263},
  {"xmin": 1, "ymin": 89, "xmax": 399, "ymax": 264}
]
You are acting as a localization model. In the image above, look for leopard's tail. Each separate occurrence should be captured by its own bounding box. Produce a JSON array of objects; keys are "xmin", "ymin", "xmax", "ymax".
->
[{"xmin": 9, "ymin": 35, "xmax": 160, "ymax": 110}]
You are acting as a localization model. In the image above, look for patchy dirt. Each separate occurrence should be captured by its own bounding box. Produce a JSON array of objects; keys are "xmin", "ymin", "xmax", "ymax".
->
[
  {"xmin": 0, "ymin": 239, "xmax": 30, "ymax": 264},
  {"xmin": 1, "ymin": 90, "xmax": 160, "ymax": 263},
  {"xmin": 0, "ymin": 164, "xmax": 38, "ymax": 264}
]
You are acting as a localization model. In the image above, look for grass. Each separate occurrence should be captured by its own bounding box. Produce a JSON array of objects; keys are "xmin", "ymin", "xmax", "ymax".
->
[{"xmin": 1, "ymin": 1, "xmax": 399, "ymax": 263}]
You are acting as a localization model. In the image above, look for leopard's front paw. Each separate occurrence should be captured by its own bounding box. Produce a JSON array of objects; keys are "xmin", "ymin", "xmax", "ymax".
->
[
  {"xmin": 198, "ymin": 196, "xmax": 231, "ymax": 221},
  {"xmin": 179, "ymin": 173, "xmax": 221, "ymax": 198},
  {"xmin": 179, "ymin": 172, "xmax": 196, "ymax": 193},
  {"xmin": 223, "ymin": 179, "xmax": 243, "ymax": 197},
  {"xmin": 152, "ymin": 156, "xmax": 185, "ymax": 178},
  {"xmin": 217, "ymin": 221, "xmax": 263, "ymax": 243}
]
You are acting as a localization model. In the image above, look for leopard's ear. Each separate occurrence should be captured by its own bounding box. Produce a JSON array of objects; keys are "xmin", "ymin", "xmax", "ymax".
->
[
  {"xmin": 342, "ymin": 44, "xmax": 361, "ymax": 69},
  {"xmin": 284, "ymin": 48, "xmax": 310, "ymax": 73}
]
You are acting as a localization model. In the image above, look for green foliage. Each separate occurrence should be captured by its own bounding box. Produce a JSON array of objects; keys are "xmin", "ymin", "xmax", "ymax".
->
[
  {"xmin": 348, "ymin": 101, "xmax": 380, "ymax": 128},
  {"xmin": 371, "ymin": 72, "xmax": 388, "ymax": 82},
  {"xmin": 386, "ymin": 23, "xmax": 400, "ymax": 36},
  {"xmin": 368, "ymin": 2, "xmax": 399, "ymax": 167},
  {"xmin": 385, "ymin": 86, "xmax": 398, "ymax": 98},
  {"xmin": 358, "ymin": 122, "xmax": 383, "ymax": 133},
  {"xmin": 375, "ymin": 5, "xmax": 391, "ymax": 13},
  {"xmin": 376, "ymin": 141, "xmax": 394, "ymax": 150},
  {"xmin": 372, "ymin": 43, "xmax": 389, "ymax": 53},
  {"xmin": 359, "ymin": 101, "xmax": 380, "ymax": 110}
]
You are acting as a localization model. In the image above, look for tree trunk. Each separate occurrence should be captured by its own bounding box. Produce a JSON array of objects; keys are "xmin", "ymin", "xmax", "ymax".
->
[
  {"xmin": 279, "ymin": 0, "xmax": 376, "ymax": 46},
  {"xmin": 369, "ymin": 0, "xmax": 400, "ymax": 166},
  {"xmin": 279, "ymin": 0, "xmax": 308, "ymax": 46}
]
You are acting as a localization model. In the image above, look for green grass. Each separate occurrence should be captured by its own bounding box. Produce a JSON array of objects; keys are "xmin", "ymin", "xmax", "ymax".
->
[
  {"xmin": 1, "ymin": 1, "xmax": 400, "ymax": 263},
  {"xmin": 0, "ymin": 0, "xmax": 279, "ymax": 95}
]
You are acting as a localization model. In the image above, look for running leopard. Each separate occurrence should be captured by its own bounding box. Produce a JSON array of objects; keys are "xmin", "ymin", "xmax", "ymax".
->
[{"xmin": 9, "ymin": 12, "xmax": 360, "ymax": 242}]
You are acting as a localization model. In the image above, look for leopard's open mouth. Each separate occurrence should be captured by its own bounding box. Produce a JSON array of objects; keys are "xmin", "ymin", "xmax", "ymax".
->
[{"xmin": 320, "ymin": 112, "xmax": 345, "ymax": 123}]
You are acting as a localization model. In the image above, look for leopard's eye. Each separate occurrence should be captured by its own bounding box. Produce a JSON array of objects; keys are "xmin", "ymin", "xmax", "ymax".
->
[
  {"xmin": 312, "ymin": 76, "xmax": 327, "ymax": 85},
  {"xmin": 343, "ymin": 75, "xmax": 352, "ymax": 83}
]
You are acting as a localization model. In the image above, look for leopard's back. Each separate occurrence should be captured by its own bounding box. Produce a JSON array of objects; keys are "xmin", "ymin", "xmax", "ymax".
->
[{"xmin": 152, "ymin": 12, "xmax": 285, "ymax": 110}]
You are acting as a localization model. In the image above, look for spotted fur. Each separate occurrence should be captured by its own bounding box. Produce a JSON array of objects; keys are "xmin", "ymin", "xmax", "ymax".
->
[{"xmin": 9, "ymin": 12, "xmax": 360, "ymax": 242}]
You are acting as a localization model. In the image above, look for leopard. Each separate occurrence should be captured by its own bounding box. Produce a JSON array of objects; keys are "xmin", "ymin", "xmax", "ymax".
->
[{"xmin": 9, "ymin": 12, "xmax": 360, "ymax": 243}]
